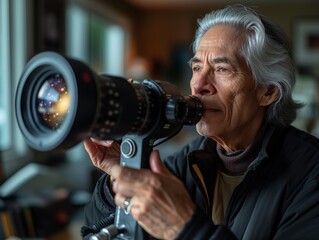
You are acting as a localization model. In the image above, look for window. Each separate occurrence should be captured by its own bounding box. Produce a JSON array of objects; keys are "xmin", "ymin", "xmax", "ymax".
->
[
  {"xmin": 0, "ymin": 0, "xmax": 29, "ymax": 177},
  {"xmin": 0, "ymin": 0, "xmax": 129, "ymax": 177},
  {"xmin": 0, "ymin": 0, "xmax": 11, "ymax": 151},
  {"xmin": 66, "ymin": 3, "xmax": 126, "ymax": 75}
]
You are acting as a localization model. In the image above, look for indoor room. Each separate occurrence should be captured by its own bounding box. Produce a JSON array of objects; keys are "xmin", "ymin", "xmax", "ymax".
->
[{"xmin": 1, "ymin": 0, "xmax": 319, "ymax": 239}]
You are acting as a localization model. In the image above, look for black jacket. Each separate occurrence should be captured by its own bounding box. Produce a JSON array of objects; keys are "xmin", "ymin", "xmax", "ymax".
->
[{"xmin": 83, "ymin": 125, "xmax": 319, "ymax": 239}]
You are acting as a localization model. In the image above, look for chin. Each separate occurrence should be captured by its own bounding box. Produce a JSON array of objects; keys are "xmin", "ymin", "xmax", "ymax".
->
[{"xmin": 196, "ymin": 120, "xmax": 212, "ymax": 137}]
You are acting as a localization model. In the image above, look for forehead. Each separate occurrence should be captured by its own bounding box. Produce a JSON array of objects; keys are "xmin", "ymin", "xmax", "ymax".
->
[{"xmin": 196, "ymin": 25, "xmax": 244, "ymax": 56}]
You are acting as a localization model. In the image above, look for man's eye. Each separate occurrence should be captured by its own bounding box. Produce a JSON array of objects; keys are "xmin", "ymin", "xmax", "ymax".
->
[
  {"xmin": 215, "ymin": 67, "xmax": 233, "ymax": 76},
  {"xmin": 216, "ymin": 67, "xmax": 228, "ymax": 73},
  {"xmin": 192, "ymin": 66, "xmax": 201, "ymax": 72}
]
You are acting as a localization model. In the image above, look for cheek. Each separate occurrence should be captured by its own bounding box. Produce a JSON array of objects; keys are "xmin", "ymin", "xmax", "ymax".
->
[
  {"xmin": 220, "ymin": 90, "xmax": 236, "ymax": 118},
  {"xmin": 229, "ymin": 92, "xmax": 261, "ymax": 123},
  {"xmin": 218, "ymin": 88, "xmax": 251, "ymax": 128}
]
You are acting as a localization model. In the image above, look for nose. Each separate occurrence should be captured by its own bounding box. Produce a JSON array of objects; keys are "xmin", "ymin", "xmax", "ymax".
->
[{"xmin": 190, "ymin": 73, "xmax": 216, "ymax": 96}]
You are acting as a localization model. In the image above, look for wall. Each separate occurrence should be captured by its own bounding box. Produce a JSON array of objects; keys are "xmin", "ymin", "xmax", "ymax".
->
[{"xmin": 132, "ymin": 4, "xmax": 319, "ymax": 68}]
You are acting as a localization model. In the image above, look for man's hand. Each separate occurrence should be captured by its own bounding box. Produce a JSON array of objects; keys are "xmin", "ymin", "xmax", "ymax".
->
[
  {"xmin": 111, "ymin": 150, "xmax": 195, "ymax": 239},
  {"xmin": 83, "ymin": 138, "xmax": 120, "ymax": 175}
]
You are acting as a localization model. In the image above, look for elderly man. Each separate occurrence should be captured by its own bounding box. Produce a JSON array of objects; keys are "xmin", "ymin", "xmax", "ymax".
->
[{"xmin": 82, "ymin": 5, "xmax": 319, "ymax": 240}]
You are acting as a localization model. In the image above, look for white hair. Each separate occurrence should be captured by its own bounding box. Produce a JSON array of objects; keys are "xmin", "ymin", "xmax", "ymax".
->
[{"xmin": 192, "ymin": 5, "xmax": 302, "ymax": 126}]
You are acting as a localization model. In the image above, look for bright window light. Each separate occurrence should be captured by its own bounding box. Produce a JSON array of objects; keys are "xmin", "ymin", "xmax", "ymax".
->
[{"xmin": 0, "ymin": 0, "xmax": 11, "ymax": 151}]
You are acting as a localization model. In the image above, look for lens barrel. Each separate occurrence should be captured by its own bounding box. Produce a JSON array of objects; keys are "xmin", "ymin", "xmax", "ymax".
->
[{"xmin": 15, "ymin": 52, "xmax": 203, "ymax": 152}]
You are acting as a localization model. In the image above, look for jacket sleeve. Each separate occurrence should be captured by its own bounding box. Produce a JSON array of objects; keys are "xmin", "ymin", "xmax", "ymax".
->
[
  {"xmin": 273, "ymin": 170, "xmax": 319, "ymax": 239},
  {"xmin": 82, "ymin": 173, "xmax": 116, "ymax": 239}
]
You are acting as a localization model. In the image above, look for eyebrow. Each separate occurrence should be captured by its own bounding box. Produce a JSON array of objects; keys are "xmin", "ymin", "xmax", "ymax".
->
[
  {"xmin": 188, "ymin": 56, "xmax": 231, "ymax": 67},
  {"xmin": 187, "ymin": 57, "xmax": 200, "ymax": 67}
]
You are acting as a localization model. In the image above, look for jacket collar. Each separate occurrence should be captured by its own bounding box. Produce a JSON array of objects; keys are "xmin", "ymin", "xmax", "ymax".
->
[
  {"xmin": 187, "ymin": 124, "xmax": 283, "ymax": 210},
  {"xmin": 187, "ymin": 138, "xmax": 219, "ymax": 211}
]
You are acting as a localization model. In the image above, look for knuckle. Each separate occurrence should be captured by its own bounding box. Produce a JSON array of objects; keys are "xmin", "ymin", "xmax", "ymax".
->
[
  {"xmin": 149, "ymin": 175, "xmax": 162, "ymax": 189},
  {"xmin": 145, "ymin": 187, "xmax": 157, "ymax": 200},
  {"xmin": 133, "ymin": 206, "xmax": 148, "ymax": 221},
  {"xmin": 115, "ymin": 166, "xmax": 126, "ymax": 179}
]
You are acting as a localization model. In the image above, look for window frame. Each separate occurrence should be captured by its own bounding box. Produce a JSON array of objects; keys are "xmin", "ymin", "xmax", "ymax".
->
[
  {"xmin": 1, "ymin": 0, "xmax": 33, "ymax": 177},
  {"xmin": 0, "ymin": 0, "xmax": 12, "ymax": 151},
  {"xmin": 67, "ymin": 0, "xmax": 132, "ymax": 73}
]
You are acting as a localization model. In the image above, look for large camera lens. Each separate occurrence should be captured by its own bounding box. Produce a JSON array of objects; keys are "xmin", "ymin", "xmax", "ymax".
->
[
  {"xmin": 36, "ymin": 73, "xmax": 70, "ymax": 130},
  {"xmin": 16, "ymin": 52, "xmax": 96, "ymax": 151},
  {"xmin": 15, "ymin": 52, "xmax": 203, "ymax": 152}
]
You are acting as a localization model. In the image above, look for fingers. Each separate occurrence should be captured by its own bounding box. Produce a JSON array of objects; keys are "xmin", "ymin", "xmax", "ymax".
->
[
  {"xmin": 83, "ymin": 138, "xmax": 121, "ymax": 174},
  {"xmin": 111, "ymin": 165, "xmax": 144, "ymax": 196},
  {"xmin": 111, "ymin": 163, "xmax": 190, "ymax": 240},
  {"xmin": 111, "ymin": 150, "xmax": 171, "ymax": 196},
  {"xmin": 83, "ymin": 138, "xmax": 105, "ymax": 163},
  {"xmin": 149, "ymin": 150, "xmax": 170, "ymax": 175},
  {"xmin": 90, "ymin": 138, "xmax": 115, "ymax": 147},
  {"xmin": 110, "ymin": 150, "xmax": 193, "ymax": 239},
  {"xmin": 111, "ymin": 164, "xmax": 154, "ymax": 184},
  {"xmin": 114, "ymin": 193, "xmax": 130, "ymax": 209}
]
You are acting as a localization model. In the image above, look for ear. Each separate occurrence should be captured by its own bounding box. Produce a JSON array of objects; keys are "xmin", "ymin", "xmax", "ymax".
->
[{"xmin": 259, "ymin": 85, "xmax": 280, "ymax": 107}]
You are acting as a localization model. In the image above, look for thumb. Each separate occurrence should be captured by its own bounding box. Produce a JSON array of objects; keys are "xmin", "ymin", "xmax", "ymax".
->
[{"xmin": 150, "ymin": 150, "xmax": 170, "ymax": 176}]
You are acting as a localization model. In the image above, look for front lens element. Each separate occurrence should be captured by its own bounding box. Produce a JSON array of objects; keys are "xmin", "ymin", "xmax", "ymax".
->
[{"xmin": 36, "ymin": 73, "xmax": 70, "ymax": 130}]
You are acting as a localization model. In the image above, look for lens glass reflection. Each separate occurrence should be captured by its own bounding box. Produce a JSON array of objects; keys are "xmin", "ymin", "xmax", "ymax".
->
[{"xmin": 36, "ymin": 74, "xmax": 70, "ymax": 130}]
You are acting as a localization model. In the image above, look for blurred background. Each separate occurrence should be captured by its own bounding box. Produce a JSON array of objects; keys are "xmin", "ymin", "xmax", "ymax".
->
[{"xmin": 0, "ymin": 0, "xmax": 319, "ymax": 239}]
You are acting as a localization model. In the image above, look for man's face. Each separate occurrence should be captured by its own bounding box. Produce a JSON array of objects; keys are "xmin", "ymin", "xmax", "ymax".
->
[{"xmin": 190, "ymin": 25, "xmax": 268, "ymax": 150}]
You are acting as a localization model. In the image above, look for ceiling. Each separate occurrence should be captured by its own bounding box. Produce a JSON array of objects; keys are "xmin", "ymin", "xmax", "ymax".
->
[{"xmin": 126, "ymin": 0, "xmax": 319, "ymax": 9}]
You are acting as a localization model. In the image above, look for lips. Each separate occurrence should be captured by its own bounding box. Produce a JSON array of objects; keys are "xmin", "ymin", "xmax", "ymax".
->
[
  {"xmin": 204, "ymin": 108, "xmax": 220, "ymax": 112},
  {"xmin": 202, "ymin": 103, "xmax": 220, "ymax": 112},
  {"xmin": 203, "ymin": 107, "xmax": 221, "ymax": 115}
]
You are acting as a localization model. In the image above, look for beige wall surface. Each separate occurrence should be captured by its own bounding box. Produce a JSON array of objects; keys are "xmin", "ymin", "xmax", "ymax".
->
[{"xmin": 132, "ymin": 4, "xmax": 319, "ymax": 65}]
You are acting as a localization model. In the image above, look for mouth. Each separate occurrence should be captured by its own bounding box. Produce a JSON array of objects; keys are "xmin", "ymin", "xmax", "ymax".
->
[
  {"xmin": 203, "ymin": 108, "xmax": 220, "ymax": 112},
  {"xmin": 202, "ymin": 105, "xmax": 222, "ymax": 114}
]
